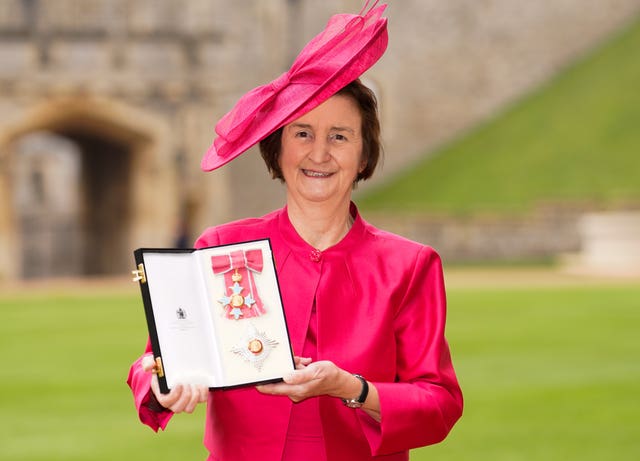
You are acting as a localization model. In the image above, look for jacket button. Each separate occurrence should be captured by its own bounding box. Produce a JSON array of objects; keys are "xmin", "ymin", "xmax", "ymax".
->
[{"xmin": 309, "ymin": 249, "xmax": 322, "ymax": 262}]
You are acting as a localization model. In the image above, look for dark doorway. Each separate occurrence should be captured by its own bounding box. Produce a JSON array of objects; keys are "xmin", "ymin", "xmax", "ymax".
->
[
  {"xmin": 60, "ymin": 129, "xmax": 133, "ymax": 276},
  {"xmin": 12, "ymin": 129, "xmax": 133, "ymax": 278}
]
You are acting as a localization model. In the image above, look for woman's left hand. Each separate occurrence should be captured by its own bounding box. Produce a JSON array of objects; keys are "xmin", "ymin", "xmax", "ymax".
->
[{"xmin": 256, "ymin": 358, "xmax": 360, "ymax": 403}]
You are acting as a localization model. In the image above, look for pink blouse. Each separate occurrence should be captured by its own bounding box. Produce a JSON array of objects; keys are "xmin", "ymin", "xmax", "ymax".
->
[
  {"xmin": 127, "ymin": 203, "xmax": 463, "ymax": 460},
  {"xmin": 281, "ymin": 301, "xmax": 326, "ymax": 461}
]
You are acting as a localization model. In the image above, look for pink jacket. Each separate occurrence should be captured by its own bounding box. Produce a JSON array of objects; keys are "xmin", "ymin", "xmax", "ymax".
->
[{"xmin": 128, "ymin": 204, "xmax": 463, "ymax": 460}]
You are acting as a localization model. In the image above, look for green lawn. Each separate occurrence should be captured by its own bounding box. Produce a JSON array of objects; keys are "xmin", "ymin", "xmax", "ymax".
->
[
  {"xmin": 0, "ymin": 290, "xmax": 208, "ymax": 461},
  {"xmin": 1, "ymin": 277, "xmax": 638, "ymax": 460},
  {"xmin": 413, "ymin": 281, "xmax": 640, "ymax": 460},
  {"xmin": 359, "ymin": 16, "xmax": 640, "ymax": 215}
]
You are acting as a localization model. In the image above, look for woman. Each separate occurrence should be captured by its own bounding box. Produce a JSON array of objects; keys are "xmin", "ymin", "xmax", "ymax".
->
[{"xmin": 128, "ymin": 3, "xmax": 462, "ymax": 460}]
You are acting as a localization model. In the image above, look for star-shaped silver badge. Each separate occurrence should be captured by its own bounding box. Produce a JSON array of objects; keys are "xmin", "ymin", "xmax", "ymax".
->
[{"xmin": 231, "ymin": 323, "xmax": 279, "ymax": 371}]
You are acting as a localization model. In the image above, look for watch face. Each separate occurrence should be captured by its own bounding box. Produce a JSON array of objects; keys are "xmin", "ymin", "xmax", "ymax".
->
[
  {"xmin": 342, "ymin": 374, "xmax": 368, "ymax": 408},
  {"xmin": 343, "ymin": 399, "xmax": 364, "ymax": 409}
]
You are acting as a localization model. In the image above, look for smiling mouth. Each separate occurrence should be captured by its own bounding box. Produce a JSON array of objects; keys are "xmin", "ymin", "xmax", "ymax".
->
[{"xmin": 302, "ymin": 169, "xmax": 333, "ymax": 178}]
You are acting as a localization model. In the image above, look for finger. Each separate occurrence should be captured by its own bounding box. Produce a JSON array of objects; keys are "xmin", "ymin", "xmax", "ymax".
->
[
  {"xmin": 283, "ymin": 368, "xmax": 314, "ymax": 385},
  {"xmin": 198, "ymin": 385, "xmax": 209, "ymax": 403},
  {"xmin": 157, "ymin": 382, "xmax": 183, "ymax": 409},
  {"xmin": 141, "ymin": 355, "xmax": 155, "ymax": 372},
  {"xmin": 255, "ymin": 383, "xmax": 275, "ymax": 394},
  {"xmin": 186, "ymin": 384, "xmax": 208, "ymax": 412},
  {"xmin": 286, "ymin": 384, "xmax": 310, "ymax": 403},
  {"xmin": 256, "ymin": 382, "xmax": 292, "ymax": 395},
  {"xmin": 149, "ymin": 373, "xmax": 168, "ymax": 404},
  {"xmin": 283, "ymin": 372, "xmax": 297, "ymax": 384},
  {"xmin": 184, "ymin": 384, "xmax": 201, "ymax": 414},
  {"xmin": 257, "ymin": 382, "xmax": 310, "ymax": 403},
  {"xmin": 170, "ymin": 384, "xmax": 194, "ymax": 413},
  {"xmin": 294, "ymin": 356, "xmax": 312, "ymax": 368}
]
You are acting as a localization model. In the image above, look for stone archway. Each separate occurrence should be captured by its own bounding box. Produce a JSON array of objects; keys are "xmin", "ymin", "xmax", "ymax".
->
[{"xmin": 0, "ymin": 96, "xmax": 177, "ymax": 280}]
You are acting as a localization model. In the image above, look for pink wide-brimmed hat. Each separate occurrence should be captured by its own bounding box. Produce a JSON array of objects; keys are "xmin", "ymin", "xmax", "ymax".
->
[{"xmin": 201, "ymin": 1, "xmax": 388, "ymax": 172}]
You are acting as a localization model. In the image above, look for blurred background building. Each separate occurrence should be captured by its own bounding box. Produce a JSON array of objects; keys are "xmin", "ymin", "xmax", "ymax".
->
[{"xmin": 1, "ymin": 0, "xmax": 639, "ymax": 279}]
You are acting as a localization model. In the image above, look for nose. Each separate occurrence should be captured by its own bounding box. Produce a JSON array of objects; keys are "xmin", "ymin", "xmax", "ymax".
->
[{"xmin": 308, "ymin": 137, "xmax": 331, "ymax": 163}]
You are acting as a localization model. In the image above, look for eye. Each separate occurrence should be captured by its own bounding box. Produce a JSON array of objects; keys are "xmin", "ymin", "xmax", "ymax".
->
[
  {"xmin": 295, "ymin": 130, "xmax": 311, "ymax": 139},
  {"xmin": 330, "ymin": 133, "xmax": 348, "ymax": 142}
]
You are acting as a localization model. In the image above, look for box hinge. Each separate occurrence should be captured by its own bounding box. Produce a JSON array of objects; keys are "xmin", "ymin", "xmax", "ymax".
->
[
  {"xmin": 154, "ymin": 356, "xmax": 164, "ymax": 378},
  {"xmin": 131, "ymin": 263, "xmax": 147, "ymax": 284}
]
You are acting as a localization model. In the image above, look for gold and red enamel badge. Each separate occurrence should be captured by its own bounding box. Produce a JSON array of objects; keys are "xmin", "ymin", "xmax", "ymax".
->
[{"xmin": 212, "ymin": 249, "xmax": 267, "ymax": 320}]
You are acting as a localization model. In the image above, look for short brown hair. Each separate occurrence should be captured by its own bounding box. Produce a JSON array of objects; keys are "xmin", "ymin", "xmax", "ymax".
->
[{"xmin": 259, "ymin": 78, "xmax": 382, "ymax": 183}]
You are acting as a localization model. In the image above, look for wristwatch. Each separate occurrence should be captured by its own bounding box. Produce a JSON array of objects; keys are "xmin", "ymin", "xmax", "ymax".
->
[{"xmin": 342, "ymin": 374, "xmax": 369, "ymax": 409}]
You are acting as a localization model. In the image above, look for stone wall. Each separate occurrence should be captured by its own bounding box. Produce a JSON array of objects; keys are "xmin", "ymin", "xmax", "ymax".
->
[
  {"xmin": 366, "ymin": 207, "xmax": 640, "ymax": 277},
  {"xmin": 365, "ymin": 208, "xmax": 583, "ymax": 263},
  {"xmin": 565, "ymin": 211, "xmax": 640, "ymax": 276}
]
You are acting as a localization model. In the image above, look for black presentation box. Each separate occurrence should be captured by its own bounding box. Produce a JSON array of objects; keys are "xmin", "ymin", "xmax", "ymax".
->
[{"xmin": 132, "ymin": 239, "xmax": 295, "ymax": 393}]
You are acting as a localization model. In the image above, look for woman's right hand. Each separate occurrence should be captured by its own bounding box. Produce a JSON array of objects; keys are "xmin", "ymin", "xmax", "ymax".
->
[{"xmin": 141, "ymin": 355, "xmax": 209, "ymax": 414}]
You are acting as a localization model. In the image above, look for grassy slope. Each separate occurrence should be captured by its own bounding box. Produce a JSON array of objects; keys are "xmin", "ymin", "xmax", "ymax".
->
[
  {"xmin": 1, "ymin": 280, "xmax": 639, "ymax": 460},
  {"xmin": 359, "ymin": 17, "xmax": 640, "ymax": 215}
]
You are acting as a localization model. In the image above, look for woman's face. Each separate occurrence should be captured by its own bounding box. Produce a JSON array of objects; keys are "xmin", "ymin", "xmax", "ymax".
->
[{"xmin": 279, "ymin": 94, "xmax": 364, "ymax": 208}]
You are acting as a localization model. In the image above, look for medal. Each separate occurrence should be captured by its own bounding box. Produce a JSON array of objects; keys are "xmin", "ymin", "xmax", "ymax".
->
[
  {"xmin": 212, "ymin": 249, "xmax": 266, "ymax": 320},
  {"xmin": 231, "ymin": 323, "xmax": 279, "ymax": 371}
]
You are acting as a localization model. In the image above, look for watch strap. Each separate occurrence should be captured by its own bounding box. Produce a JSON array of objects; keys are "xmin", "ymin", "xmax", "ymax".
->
[{"xmin": 342, "ymin": 374, "xmax": 369, "ymax": 408}]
